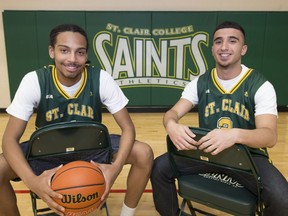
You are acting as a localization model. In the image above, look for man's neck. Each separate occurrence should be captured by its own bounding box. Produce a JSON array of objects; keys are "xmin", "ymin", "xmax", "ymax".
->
[{"xmin": 215, "ymin": 64, "xmax": 242, "ymax": 80}]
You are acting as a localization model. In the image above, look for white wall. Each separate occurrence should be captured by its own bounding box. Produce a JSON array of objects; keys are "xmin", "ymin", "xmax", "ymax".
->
[{"xmin": 1, "ymin": 0, "xmax": 288, "ymax": 108}]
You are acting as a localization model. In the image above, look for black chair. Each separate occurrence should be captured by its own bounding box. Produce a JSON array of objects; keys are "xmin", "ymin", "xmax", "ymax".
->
[
  {"xmin": 26, "ymin": 121, "xmax": 112, "ymax": 216},
  {"xmin": 167, "ymin": 127, "xmax": 263, "ymax": 216}
]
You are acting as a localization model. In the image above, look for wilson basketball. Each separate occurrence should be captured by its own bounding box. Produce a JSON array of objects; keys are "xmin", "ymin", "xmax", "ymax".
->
[{"xmin": 51, "ymin": 160, "xmax": 105, "ymax": 215}]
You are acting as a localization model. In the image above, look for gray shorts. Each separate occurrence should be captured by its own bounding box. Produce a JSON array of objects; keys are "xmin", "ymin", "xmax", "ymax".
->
[{"xmin": 20, "ymin": 134, "xmax": 120, "ymax": 176}]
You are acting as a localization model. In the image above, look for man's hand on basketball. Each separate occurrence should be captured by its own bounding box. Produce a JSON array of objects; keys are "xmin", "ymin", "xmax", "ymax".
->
[
  {"xmin": 28, "ymin": 165, "xmax": 65, "ymax": 215},
  {"xmin": 198, "ymin": 128, "xmax": 236, "ymax": 155},
  {"xmin": 91, "ymin": 160, "xmax": 121, "ymax": 208},
  {"xmin": 166, "ymin": 122, "xmax": 198, "ymax": 150}
]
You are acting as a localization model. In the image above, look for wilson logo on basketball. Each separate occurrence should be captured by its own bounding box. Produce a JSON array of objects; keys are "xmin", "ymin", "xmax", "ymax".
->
[
  {"xmin": 51, "ymin": 161, "xmax": 105, "ymax": 214},
  {"xmin": 61, "ymin": 192, "xmax": 99, "ymax": 204}
]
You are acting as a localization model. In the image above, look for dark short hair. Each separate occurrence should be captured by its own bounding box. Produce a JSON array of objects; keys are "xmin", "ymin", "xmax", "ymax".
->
[
  {"xmin": 213, "ymin": 21, "xmax": 246, "ymax": 41},
  {"xmin": 49, "ymin": 24, "xmax": 89, "ymax": 51}
]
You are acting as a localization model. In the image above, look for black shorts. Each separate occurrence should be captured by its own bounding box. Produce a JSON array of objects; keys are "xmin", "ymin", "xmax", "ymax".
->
[{"xmin": 20, "ymin": 134, "xmax": 120, "ymax": 176}]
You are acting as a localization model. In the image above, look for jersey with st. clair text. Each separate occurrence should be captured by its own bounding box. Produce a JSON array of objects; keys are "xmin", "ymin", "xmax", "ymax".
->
[
  {"xmin": 35, "ymin": 65, "xmax": 102, "ymax": 128},
  {"xmin": 197, "ymin": 68, "xmax": 269, "ymax": 157}
]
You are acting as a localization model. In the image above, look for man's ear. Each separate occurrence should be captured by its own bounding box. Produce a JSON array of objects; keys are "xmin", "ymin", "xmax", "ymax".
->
[
  {"xmin": 48, "ymin": 45, "xmax": 55, "ymax": 59},
  {"xmin": 241, "ymin": 44, "xmax": 248, "ymax": 56}
]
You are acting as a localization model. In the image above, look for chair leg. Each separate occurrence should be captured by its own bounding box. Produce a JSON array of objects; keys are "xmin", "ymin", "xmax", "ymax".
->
[
  {"xmin": 186, "ymin": 200, "xmax": 197, "ymax": 216},
  {"xmin": 101, "ymin": 202, "xmax": 110, "ymax": 216},
  {"xmin": 180, "ymin": 199, "xmax": 217, "ymax": 216},
  {"xmin": 30, "ymin": 191, "xmax": 38, "ymax": 216},
  {"xmin": 30, "ymin": 191, "xmax": 56, "ymax": 216},
  {"xmin": 180, "ymin": 199, "xmax": 196, "ymax": 216}
]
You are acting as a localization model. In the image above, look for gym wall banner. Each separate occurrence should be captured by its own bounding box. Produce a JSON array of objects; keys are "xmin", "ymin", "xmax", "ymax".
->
[{"xmin": 3, "ymin": 11, "xmax": 288, "ymax": 107}]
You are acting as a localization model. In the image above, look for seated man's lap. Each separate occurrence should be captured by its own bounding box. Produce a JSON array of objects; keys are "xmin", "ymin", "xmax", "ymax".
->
[{"xmin": 19, "ymin": 134, "xmax": 120, "ymax": 176}]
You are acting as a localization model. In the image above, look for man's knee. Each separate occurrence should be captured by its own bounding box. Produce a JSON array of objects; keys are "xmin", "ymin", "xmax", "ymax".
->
[
  {"xmin": 153, "ymin": 154, "xmax": 170, "ymax": 169},
  {"xmin": 130, "ymin": 141, "xmax": 154, "ymax": 167},
  {"xmin": 138, "ymin": 142, "xmax": 154, "ymax": 163},
  {"xmin": 151, "ymin": 154, "xmax": 170, "ymax": 182}
]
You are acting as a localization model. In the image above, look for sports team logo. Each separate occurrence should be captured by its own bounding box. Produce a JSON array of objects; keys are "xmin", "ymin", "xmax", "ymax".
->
[{"xmin": 93, "ymin": 23, "xmax": 210, "ymax": 89}]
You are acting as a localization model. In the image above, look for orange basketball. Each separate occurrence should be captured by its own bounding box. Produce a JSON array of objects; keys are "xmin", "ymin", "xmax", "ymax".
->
[{"xmin": 51, "ymin": 160, "xmax": 105, "ymax": 216}]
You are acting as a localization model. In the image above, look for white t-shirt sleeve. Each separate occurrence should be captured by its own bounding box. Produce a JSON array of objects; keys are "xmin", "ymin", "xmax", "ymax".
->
[
  {"xmin": 181, "ymin": 77, "xmax": 199, "ymax": 106},
  {"xmin": 99, "ymin": 70, "xmax": 129, "ymax": 114},
  {"xmin": 6, "ymin": 71, "xmax": 41, "ymax": 121},
  {"xmin": 254, "ymin": 81, "xmax": 278, "ymax": 116}
]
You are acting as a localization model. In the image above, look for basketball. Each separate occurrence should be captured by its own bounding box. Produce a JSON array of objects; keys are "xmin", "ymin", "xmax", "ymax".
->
[{"xmin": 51, "ymin": 160, "xmax": 105, "ymax": 215}]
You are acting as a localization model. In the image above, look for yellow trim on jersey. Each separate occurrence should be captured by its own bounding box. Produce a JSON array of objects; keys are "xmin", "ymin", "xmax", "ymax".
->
[
  {"xmin": 74, "ymin": 68, "xmax": 87, "ymax": 98},
  {"xmin": 52, "ymin": 66, "xmax": 87, "ymax": 99},
  {"xmin": 211, "ymin": 68, "xmax": 225, "ymax": 94},
  {"xmin": 211, "ymin": 68, "xmax": 253, "ymax": 94}
]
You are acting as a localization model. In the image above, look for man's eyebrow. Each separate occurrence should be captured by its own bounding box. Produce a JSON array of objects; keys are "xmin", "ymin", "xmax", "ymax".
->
[
  {"xmin": 228, "ymin": 36, "xmax": 239, "ymax": 40},
  {"xmin": 213, "ymin": 37, "xmax": 222, "ymax": 42},
  {"xmin": 57, "ymin": 45, "xmax": 69, "ymax": 48},
  {"xmin": 213, "ymin": 36, "xmax": 239, "ymax": 42},
  {"xmin": 56, "ymin": 45, "xmax": 87, "ymax": 50},
  {"xmin": 56, "ymin": 45, "xmax": 77, "ymax": 50}
]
